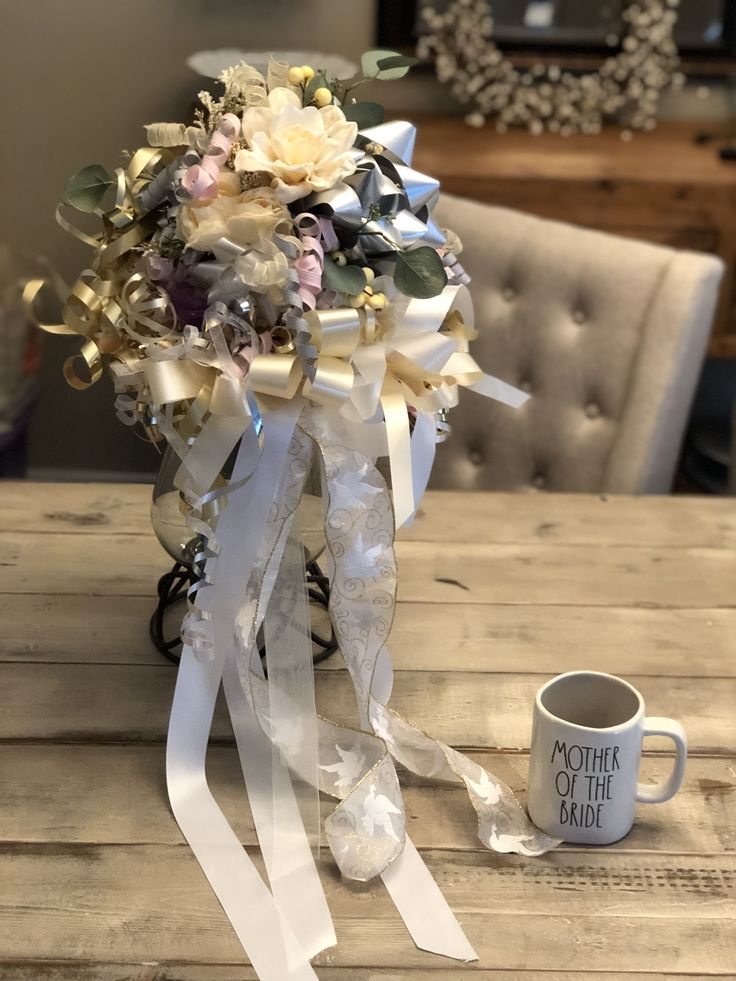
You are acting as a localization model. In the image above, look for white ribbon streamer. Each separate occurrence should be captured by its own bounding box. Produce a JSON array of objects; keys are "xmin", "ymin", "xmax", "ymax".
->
[{"xmin": 166, "ymin": 402, "xmax": 327, "ymax": 979}]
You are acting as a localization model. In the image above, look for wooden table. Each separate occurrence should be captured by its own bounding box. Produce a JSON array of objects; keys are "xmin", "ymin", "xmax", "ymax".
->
[{"xmin": 1, "ymin": 482, "xmax": 734, "ymax": 980}]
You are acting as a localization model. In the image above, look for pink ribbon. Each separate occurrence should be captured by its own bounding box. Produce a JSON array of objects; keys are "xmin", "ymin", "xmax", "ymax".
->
[
  {"xmin": 182, "ymin": 113, "xmax": 240, "ymax": 201},
  {"xmin": 293, "ymin": 214, "xmax": 338, "ymax": 310}
]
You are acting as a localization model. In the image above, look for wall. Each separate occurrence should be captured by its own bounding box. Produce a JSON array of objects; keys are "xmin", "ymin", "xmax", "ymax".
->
[
  {"xmin": 4, "ymin": 0, "xmax": 731, "ymax": 477},
  {"xmin": 4, "ymin": 0, "xmax": 379, "ymax": 478}
]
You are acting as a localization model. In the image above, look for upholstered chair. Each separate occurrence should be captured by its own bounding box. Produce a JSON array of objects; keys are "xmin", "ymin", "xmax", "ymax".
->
[{"xmin": 430, "ymin": 195, "xmax": 724, "ymax": 493}]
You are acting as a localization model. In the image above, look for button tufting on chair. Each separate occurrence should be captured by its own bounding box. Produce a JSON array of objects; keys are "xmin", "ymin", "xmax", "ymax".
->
[{"xmin": 429, "ymin": 194, "xmax": 724, "ymax": 493}]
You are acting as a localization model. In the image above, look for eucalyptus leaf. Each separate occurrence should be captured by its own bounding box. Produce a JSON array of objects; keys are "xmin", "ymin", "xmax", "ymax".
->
[
  {"xmin": 304, "ymin": 72, "xmax": 329, "ymax": 103},
  {"xmin": 342, "ymin": 101, "xmax": 386, "ymax": 128},
  {"xmin": 361, "ymin": 48, "xmax": 416, "ymax": 81},
  {"xmin": 376, "ymin": 54, "xmax": 420, "ymax": 72},
  {"xmin": 63, "ymin": 164, "xmax": 114, "ymax": 213},
  {"xmin": 322, "ymin": 256, "xmax": 368, "ymax": 294},
  {"xmin": 394, "ymin": 247, "xmax": 447, "ymax": 299}
]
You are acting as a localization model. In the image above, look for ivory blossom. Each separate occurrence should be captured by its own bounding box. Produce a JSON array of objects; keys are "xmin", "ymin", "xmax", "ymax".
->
[
  {"xmin": 234, "ymin": 88, "xmax": 358, "ymax": 203},
  {"xmin": 177, "ymin": 171, "xmax": 291, "ymax": 257}
]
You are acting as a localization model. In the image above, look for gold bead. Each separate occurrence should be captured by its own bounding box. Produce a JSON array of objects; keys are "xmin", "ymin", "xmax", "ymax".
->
[
  {"xmin": 287, "ymin": 66, "xmax": 305, "ymax": 85},
  {"xmin": 301, "ymin": 65, "xmax": 315, "ymax": 81},
  {"xmin": 313, "ymin": 86, "xmax": 333, "ymax": 107},
  {"xmin": 361, "ymin": 266, "xmax": 375, "ymax": 283},
  {"xmin": 367, "ymin": 292, "xmax": 387, "ymax": 310},
  {"xmin": 347, "ymin": 291, "xmax": 367, "ymax": 308}
]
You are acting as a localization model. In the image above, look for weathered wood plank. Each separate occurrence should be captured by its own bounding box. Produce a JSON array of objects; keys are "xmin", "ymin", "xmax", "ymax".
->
[
  {"xmin": 1, "ymin": 969, "xmax": 724, "ymax": 981},
  {"xmin": 395, "ymin": 542, "xmax": 736, "ymax": 608},
  {"xmin": 408, "ymin": 492, "xmax": 736, "ymax": 549},
  {"xmin": 4, "ymin": 482, "xmax": 736, "ymax": 548},
  {"xmin": 0, "ymin": 970, "xmax": 723, "ymax": 981},
  {"xmin": 1, "ymin": 744, "xmax": 732, "ymax": 854},
  {"xmin": 0, "ymin": 664, "xmax": 731, "ymax": 754},
  {"xmin": 0, "ymin": 847, "xmax": 732, "ymax": 971},
  {"xmin": 2, "ymin": 595, "xmax": 732, "ymax": 679},
  {"xmin": 380, "ymin": 603, "xmax": 735, "ymax": 677},
  {"xmin": 0, "ymin": 595, "xmax": 158, "ymax": 664},
  {"xmin": 0, "ymin": 482, "xmax": 153, "ymax": 537},
  {"xmin": 4, "ymin": 532, "xmax": 736, "ymax": 608}
]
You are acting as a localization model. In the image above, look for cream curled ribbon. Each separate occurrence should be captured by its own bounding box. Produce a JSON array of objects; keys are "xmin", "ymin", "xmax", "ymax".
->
[{"xmin": 246, "ymin": 282, "xmax": 528, "ymax": 527}]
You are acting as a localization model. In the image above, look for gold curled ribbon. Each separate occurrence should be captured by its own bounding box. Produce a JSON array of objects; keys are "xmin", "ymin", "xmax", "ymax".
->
[
  {"xmin": 63, "ymin": 338, "xmax": 104, "ymax": 390},
  {"xmin": 145, "ymin": 359, "xmax": 214, "ymax": 407},
  {"xmin": 249, "ymin": 353, "xmax": 303, "ymax": 400},
  {"xmin": 28, "ymin": 147, "xmax": 175, "ymax": 394}
]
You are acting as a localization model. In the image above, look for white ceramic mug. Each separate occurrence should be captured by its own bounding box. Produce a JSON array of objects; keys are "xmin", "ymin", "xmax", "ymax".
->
[{"xmin": 527, "ymin": 671, "xmax": 687, "ymax": 844}]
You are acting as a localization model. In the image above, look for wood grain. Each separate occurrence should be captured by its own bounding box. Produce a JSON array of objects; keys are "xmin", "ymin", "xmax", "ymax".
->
[
  {"xmin": 1, "ymin": 663, "xmax": 733, "ymax": 754},
  {"xmin": 3, "ymin": 484, "xmax": 735, "ymax": 975},
  {"xmin": 1, "ymin": 744, "xmax": 732, "ymax": 854},
  {"xmin": 4, "ymin": 531, "xmax": 736, "ymax": 608},
  {"xmin": 0, "ymin": 482, "xmax": 152, "ymax": 537},
  {"xmin": 2, "ymin": 593, "xmax": 732, "ymax": 679},
  {"xmin": 4, "ymin": 482, "xmax": 736, "ymax": 548},
  {"xmin": 0, "ymin": 969, "xmax": 726, "ymax": 981},
  {"xmin": 0, "ymin": 847, "xmax": 733, "ymax": 971}
]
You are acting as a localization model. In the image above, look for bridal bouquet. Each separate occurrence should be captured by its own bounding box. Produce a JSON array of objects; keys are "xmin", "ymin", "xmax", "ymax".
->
[{"xmin": 29, "ymin": 52, "xmax": 557, "ymax": 979}]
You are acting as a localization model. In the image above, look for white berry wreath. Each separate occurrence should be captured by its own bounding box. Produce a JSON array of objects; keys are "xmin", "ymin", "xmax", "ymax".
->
[{"xmin": 418, "ymin": 0, "xmax": 684, "ymax": 136}]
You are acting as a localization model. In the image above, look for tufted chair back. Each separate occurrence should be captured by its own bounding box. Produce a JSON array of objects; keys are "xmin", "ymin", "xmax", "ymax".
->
[{"xmin": 431, "ymin": 195, "xmax": 724, "ymax": 493}]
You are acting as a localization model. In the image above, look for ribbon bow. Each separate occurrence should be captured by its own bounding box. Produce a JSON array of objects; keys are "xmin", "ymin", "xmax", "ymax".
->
[
  {"xmin": 305, "ymin": 120, "xmax": 445, "ymax": 258},
  {"xmin": 246, "ymin": 282, "xmax": 527, "ymax": 526}
]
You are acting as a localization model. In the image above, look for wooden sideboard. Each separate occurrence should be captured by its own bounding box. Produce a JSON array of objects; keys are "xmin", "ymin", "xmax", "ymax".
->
[{"xmin": 413, "ymin": 117, "xmax": 736, "ymax": 356}]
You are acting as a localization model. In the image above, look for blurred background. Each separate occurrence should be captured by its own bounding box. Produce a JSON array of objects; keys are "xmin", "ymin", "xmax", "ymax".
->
[{"xmin": 3, "ymin": 0, "xmax": 736, "ymax": 492}]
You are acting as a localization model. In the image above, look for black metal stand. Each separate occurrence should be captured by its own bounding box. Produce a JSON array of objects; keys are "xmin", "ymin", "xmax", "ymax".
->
[{"xmin": 149, "ymin": 556, "xmax": 339, "ymax": 667}]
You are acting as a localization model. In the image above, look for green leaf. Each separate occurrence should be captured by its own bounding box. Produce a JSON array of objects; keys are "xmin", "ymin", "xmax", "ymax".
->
[
  {"xmin": 394, "ymin": 247, "xmax": 448, "ymax": 299},
  {"xmin": 376, "ymin": 54, "xmax": 421, "ymax": 72},
  {"xmin": 342, "ymin": 101, "xmax": 386, "ymax": 128},
  {"xmin": 63, "ymin": 164, "xmax": 114, "ymax": 213},
  {"xmin": 322, "ymin": 256, "xmax": 368, "ymax": 294},
  {"xmin": 361, "ymin": 48, "xmax": 416, "ymax": 80},
  {"xmin": 304, "ymin": 72, "xmax": 329, "ymax": 103}
]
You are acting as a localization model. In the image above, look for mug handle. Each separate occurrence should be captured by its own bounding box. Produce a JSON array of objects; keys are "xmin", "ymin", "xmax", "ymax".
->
[{"xmin": 636, "ymin": 717, "xmax": 688, "ymax": 804}]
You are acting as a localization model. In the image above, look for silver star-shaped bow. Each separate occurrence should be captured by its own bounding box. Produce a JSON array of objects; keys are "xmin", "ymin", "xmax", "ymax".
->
[{"xmin": 305, "ymin": 120, "xmax": 445, "ymax": 257}]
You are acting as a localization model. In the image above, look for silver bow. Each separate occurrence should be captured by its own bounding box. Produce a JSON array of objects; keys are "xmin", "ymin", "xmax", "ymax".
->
[{"xmin": 305, "ymin": 120, "xmax": 446, "ymax": 257}]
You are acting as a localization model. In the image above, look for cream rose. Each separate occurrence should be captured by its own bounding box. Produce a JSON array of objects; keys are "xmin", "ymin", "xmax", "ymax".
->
[
  {"xmin": 177, "ymin": 171, "xmax": 291, "ymax": 257},
  {"xmin": 234, "ymin": 88, "xmax": 358, "ymax": 204}
]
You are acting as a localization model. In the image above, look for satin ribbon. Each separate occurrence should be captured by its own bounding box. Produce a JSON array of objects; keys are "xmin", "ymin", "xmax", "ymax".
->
[
  {"xmin": 245, "ymin": 283, "xmax": 528, "ymax": 527},
  {"xmin": 168, "ymin": 401, "xmax": 336, "ymax": 977},
  {"xmin": 181, "ymin": 113, "xmax": 240, "ymax": 201}
]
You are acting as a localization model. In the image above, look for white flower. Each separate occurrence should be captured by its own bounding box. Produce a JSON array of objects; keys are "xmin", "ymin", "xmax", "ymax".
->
[
  {"xmin": 177, "ymin": 171, "xmax": 291, "ymax": 257},
  {"xmin": 234, "ymin": 88, "xmax": 358, "ymax": 203}
]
